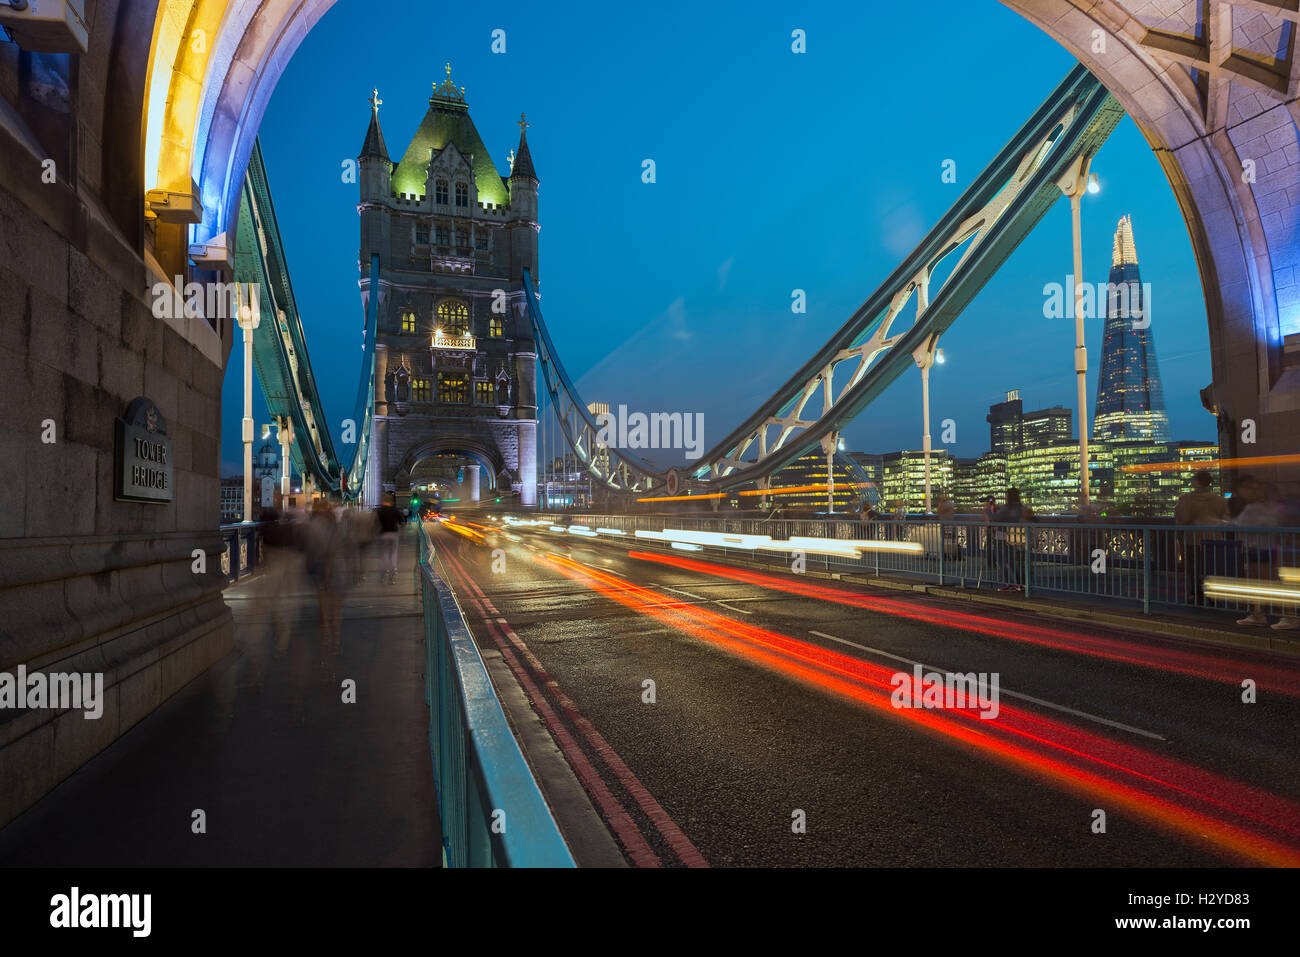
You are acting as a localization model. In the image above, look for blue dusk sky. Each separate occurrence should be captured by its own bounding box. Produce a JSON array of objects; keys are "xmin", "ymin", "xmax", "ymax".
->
[{"xmin": 219, "ymin": 0, "xmax": 1215, "ymax": 476}]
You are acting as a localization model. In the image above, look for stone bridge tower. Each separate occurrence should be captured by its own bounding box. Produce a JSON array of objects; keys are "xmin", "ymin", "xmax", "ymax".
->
[{"xmin": 357, "ymin": 67, "xmax": 538, "ymax": 506}]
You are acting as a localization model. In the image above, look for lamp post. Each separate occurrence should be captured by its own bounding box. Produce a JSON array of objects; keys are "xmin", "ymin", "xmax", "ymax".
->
[
  {"xmin": 912, "ymin": 333, "xmax": 943, "ymax": 513},
  {"xmin": 1057, "ymin": 155, "xmax": 1099, "ymax": 507},
  {"xmin": 237, "ymin": 284, "xmax": 261, "ymax": 523},
  {"xmin": 275, "ymin": 416, "xmax": 293, "ymax": 497},
  {"xmin": 821, "ymin": 432, "xmax": 841, "ymax": 514}
]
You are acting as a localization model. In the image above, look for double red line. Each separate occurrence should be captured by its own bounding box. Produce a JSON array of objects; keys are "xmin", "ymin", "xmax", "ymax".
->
[{"xmin": 436, "ymin": 543, "xmax": 707, "ymax": 868}]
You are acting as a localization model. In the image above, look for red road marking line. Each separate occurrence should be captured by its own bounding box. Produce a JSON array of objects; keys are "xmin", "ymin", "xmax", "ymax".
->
[
  {"xmin": 478, "ymin": 617, "xmax": 661, "ymax": 869},
  {"xmin": 437, "ymin": 539, "xmax": 708, "ymax": 868}
]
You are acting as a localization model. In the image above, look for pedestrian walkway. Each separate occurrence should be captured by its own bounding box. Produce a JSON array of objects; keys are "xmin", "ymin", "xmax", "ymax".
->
[{"xmin": 0, "ymin": 526, "xmax": 439, "ymax": 867}]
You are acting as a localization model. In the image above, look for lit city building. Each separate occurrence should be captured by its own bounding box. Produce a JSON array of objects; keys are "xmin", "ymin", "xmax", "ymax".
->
[
  {"xmin": 882, "ymin": 450, "xmax": 953, "ymax": 512},
  {"xmin": 952, "ymin": 452, "xmax": 1009, "ymax": 512},
  {"xmin": 219, "ymin": 477, "xmax": 245, "ymax": 524},
  {"xmin": 1092, "ymin": 215, "xmax": 1171, "ymax": 443},
  {"xmin": 766, "ymin": 452, "xmax": 874, "ymax": 512},
  {"xmin": 1006, "ymin": 441, "xmax": 1114, "ymax": 514},
  {"xmin": 1111, "ymin": 440, "xmax": 1220, "ymax": 515},
  {"xmin": 985, "ymin": 390, "xmax": 1073, "ymax": 454}
]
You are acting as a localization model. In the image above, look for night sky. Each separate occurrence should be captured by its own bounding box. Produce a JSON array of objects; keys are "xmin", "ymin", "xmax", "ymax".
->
[{"xmin": 219, "ymin": 0, "xmax": 1214, "ymax": 475}]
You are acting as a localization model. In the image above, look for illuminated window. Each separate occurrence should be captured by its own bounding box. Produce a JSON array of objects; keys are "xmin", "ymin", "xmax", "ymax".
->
[
  {"xmin": 489, "ymin": 315, "xmax": 504, "ymax": 337},
  {"xmin": 438, "ymin": 373, "xmax": 468, "ymax": 404},
  {"xmin": 436, "ymin": 299, "xmax": 470, "ymax": 336},
  {"xmin": 414, "ymin": 224, "xmax": 429, "ymax": 245},
  {"xmin": 435, "ymin": 179, "xmax": 448, "ymax": 205},
  {"xmin": 455, "ymin": 182, "xmax": 468, "ymax": 207},
  {"xmin": 475, "ymin": 380, "xmax": 495, "ymax": 405},
  {"xmin": 412, "ymin": 377, "xmax": 431, "ymax": 402},
  {"xmin": 401, "ymin": 310, "xmax": 416, "ymax": 333}
]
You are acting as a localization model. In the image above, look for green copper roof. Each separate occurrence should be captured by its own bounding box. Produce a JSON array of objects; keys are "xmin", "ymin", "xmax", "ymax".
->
[{"xmin": 390, "ymin": 93, "xmax": 510, "ymax": 206}]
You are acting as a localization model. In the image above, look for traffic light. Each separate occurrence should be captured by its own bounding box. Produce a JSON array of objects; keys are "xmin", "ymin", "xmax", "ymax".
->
[{"xmin": 411, "ymin": 496, "xmax": 420, "ymax": 507}]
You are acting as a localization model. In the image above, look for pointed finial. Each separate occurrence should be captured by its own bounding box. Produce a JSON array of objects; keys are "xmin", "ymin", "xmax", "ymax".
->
[
  {"xmin": 507, "ymin": 148, "xmax": 515, "ymax": 172},
  {"xmin": 518, "ymin": 111, "xmax": 529, "ymax": 135},
  {"xmin": 445, "ymin": 61, "xmax": 452, "ymax": 82},
  {"xmin": 370, "ymin": 88, "xmax": 382, "ymax": 112}
]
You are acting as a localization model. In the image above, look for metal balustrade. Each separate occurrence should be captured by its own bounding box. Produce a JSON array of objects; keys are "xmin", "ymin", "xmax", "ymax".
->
[
  {"xmin": 511, "ymin": 513, "xmax": 1300, "ymax": 619},
  {"xmin": 218, "ymin": 522, "xmax": 270, "ymax": 581},
  {"xmin": 415, "ymin": 521, "xmax": 575, "ymax": 867}
]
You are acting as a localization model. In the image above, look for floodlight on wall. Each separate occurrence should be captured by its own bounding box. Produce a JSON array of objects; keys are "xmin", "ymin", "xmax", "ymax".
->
[
  {"xmin": 146, "ymin": 181, "xmax": 203, "ymax": 225},
  {"xmin": 0, "ymin": 0, "xmax": 87, "ymax": 53}
]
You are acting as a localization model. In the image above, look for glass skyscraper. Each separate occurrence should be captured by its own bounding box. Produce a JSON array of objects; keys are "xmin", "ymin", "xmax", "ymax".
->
[{"xmin": 1092, "ymin": 215, "xmax": 1171, "ymax": 442}]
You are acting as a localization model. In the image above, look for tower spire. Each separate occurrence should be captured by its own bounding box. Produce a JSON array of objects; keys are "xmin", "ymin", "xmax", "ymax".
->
[
  {"xmin": 360, "ymin": 88, "xmax": 388, "ymax": 159},
  {"xmin": 510, "ymin": 111, "xmax": 537, "ymax": 181},
  {"xmin": 1112, "ymin": 214, "xmax": 1138, "ymax": 267}
]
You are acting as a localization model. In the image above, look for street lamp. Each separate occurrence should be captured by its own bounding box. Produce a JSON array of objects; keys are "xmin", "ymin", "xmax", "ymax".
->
[
  {"xmin": 236, "ymin": 284, "xmax": 261, "ymax": 523},
  {"xmin": 822, "ymin": 432, "xmax": 840, "ymax": 514},
  {"xmin": 912, "ymin": 333, "xmax": 942, "ymax": 513},
  {"xmin": 1057, "ymin": 155, "xmax": 1099, "ymax": 507}
]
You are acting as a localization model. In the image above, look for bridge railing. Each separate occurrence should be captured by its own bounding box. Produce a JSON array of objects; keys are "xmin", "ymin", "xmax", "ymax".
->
[
  {"xmin": 218, "ymin": 522, "xmax": 270, "ymax": 582},
  {"xmin": 415, "ymin": 521, "xmax": 575, "ymax": 867},
  {"xmin": 517, "ymin": 513, "xmax": 1300, "ymax": 619}
]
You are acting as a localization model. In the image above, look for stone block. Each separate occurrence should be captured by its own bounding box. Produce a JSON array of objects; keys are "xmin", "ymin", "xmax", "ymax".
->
[
  {"xmin": 52, "ymin": 686, "xmax": 119, "ymax": 783},
  {"xmin": 0, "ymin": 721, "xmax": 55, "ymax": 828}
]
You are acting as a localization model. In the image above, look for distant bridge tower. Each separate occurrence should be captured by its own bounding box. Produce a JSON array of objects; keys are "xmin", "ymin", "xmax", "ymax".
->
[{"xmin": 357, "ymin": 69, "xmax": 538, "ymax": 506}]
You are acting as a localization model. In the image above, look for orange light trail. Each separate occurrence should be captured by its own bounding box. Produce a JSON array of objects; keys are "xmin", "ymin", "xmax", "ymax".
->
[
  {"xmin": 628, "ymin": 550, "xmax": 1300, "ymax": 698},
  {"xmin": 440, "ymin": 519, "xmax": 486, "ymax": 545},
  {"xmin": 634, "ymin": 492, "xmax": 726, "ymax": 503},
  {"xmin": 1120, "ymin": 453, "xmax": 1300, "ymax": 473},
  {"xmin": 636, "ymin": 481, "xmax": 870, "ymax": 503},
  {"xmin": 534, "ymin": 551, "xmax": 1300, "ymax": 865}
]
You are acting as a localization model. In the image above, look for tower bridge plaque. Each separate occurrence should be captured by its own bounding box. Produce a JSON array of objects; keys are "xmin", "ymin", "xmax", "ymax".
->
[{"xmin": 115, "ymin": 396, "xmax": 173, "ymax": 504}]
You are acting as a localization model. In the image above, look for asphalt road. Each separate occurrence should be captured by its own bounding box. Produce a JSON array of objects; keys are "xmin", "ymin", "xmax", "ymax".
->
[{"xmin": 429, "ymin": 516, "xmax": 1300, "ymax": 868}]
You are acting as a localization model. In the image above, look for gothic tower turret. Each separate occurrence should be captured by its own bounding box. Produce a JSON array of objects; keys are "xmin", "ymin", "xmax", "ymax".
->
[
  {"xmin": 508, "ymin": 112, "xmax": 539, "ymax": 282},
  {"xmin": 356, "ymin": 68, "xmax": 539, "ymax": 507},
  {"xmin": 358, "ymin": 89, "xmax": 392, "ymax": 261}
]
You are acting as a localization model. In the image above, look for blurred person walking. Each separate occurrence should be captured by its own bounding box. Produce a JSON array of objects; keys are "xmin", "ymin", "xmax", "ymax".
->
[
  {"xmin": 1232, "ymin": 478, "xmax": 1295, "ymax": 630},
  {"xmin": 1174, "ymin": 470, "xmax": 1228, "ymax": 606},
  {"xmin": 993, "ymin": 488, "xmax": 1026, "ymax": 592},
  {"xmin": 303, "ymin": 498, "xmax": 347, "ymax": 645},
  {"xmin": 375, "ymin": 493, "xmax": 404, "ymax": 585},
  {"xmin": 257, "ymin": 506, "xmax": 297, "ymax": 659}
]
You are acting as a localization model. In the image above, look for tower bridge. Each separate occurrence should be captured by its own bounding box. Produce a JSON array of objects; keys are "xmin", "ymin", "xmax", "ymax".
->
[{"xmin": 1, "ymin": 0, "xmax": 1299, "ymax": 878}]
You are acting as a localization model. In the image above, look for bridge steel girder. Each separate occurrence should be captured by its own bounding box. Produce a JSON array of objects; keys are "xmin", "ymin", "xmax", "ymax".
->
[
  {"xmin": 233, "ymin": 140, "xmax": 342, "ymax": 495},
  {"xmin": 690, "ymin": 65, "xmax": 1124, "ymax": 493}
]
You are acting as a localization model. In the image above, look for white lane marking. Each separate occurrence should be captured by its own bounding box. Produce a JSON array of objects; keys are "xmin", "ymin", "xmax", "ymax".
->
[
  {"xmin": 663, "ymin": 585, "xmax": 755, "ymax": 615},
  {"xmin": 807, "ymin": 630, "xmax": 1167, "ymax": 742}
]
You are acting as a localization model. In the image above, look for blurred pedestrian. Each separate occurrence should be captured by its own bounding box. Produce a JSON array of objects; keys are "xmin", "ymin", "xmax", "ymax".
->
[
  {"xmin": 302, "ymin": 498, "xmax": 347, "ymax": 644},
  {"xmin": 1175, "ymin": 470, "xmax": 1228, "ymax": 605},
  {"xmin": 375, "ymin": 493, "xmax": 403, "ymax": 585},
  {"xmin": 982, "ymin": 495, "xmax": 996, "ymax": 570},
  {"xmin": 257, "ymin": 506, "xmax": 296, "ymax": 658},
  {"xmin": 993, "ymin": 488, "xmax": 1025, "ymax": 592},
  {"xmin": 1233, "ymin": 479, "xmax": 1295, "ymax": 629}
]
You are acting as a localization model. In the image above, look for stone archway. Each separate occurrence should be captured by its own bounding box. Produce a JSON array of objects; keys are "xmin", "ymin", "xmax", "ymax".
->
[
  {"xmin": 397, "ymin": 439, "xmax": 507, "ymax": 497},
  {"xmin": 129, "ymin": 0, "xmax": 1296, "ymax": 472},
  {"xmin": 1001, "ymin": 1, "xmax": 1300, "ymax": 473}
]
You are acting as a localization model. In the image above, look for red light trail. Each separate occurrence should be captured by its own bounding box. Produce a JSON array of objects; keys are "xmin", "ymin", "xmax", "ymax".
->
[
  {"xmin": 627, "ymin": 550, "xmax": 1300, "ymax": 698},
  {"xmin": 535, "ymin": 551, "xmax": 1300, "ymax": 866}
]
